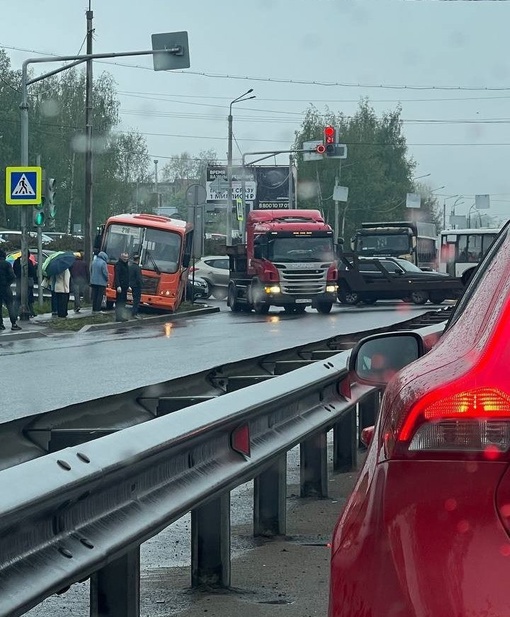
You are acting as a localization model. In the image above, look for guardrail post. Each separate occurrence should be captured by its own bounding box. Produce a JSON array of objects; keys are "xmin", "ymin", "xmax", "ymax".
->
[
  {"xmin": 254, "ymin": 455, "xmax": 287, "ymax": 536},
  {"xmin": 359, "ymin": 391, "xmax": 379, "ymax": 447},
  {"xmin": 333, "ymin": 406, "xmax": 358, "ymax": 472},
  {"xmin": 191, "ymin": 493, "xmax": 231, "ymax": 588},
  {"xmin": 90, "ymin": 550, "xmax": 140, "ymax": 617},
  {"xmin": 300, "ymin": 431, "xmax": 328, "ymax": 498}
]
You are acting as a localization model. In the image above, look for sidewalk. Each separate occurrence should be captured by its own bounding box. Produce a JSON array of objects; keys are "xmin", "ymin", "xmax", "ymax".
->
[{"xmin": 0, "ymin": 303, "xmax": 219, "ymax": 341}]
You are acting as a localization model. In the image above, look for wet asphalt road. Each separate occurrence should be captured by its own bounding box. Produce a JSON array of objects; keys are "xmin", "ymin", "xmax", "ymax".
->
[{"xmin": 0, "ymin": 300, "xmax": 433, "ymax": 423}]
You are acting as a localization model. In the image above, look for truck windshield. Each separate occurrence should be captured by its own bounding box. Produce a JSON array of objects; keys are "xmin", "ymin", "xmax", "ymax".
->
[
  {"xmin": 269, "ymin": 237, "xmax": 335, "ymax": 262},
  {"xmin": 356, "ymin": 233, "xmax": 411, "ymax": 254}
]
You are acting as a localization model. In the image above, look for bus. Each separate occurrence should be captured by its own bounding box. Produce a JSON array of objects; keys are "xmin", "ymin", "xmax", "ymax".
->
[
  {"xmin": 99, "ymin": 212, "xmax": 194, "ymax": 312},
  {"xmin": 438, "ymin": 227, "xmax": 501, "ymax": 284},
  {"xmin": 351, "ymin": 221, "xmax": 437, "ymax": 270}
]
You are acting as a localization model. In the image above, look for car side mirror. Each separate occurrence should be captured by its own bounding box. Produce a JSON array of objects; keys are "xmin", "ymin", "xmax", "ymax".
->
[{"xmin": 348, "ymin": 331, "xmax": 424, "ymax": 386}]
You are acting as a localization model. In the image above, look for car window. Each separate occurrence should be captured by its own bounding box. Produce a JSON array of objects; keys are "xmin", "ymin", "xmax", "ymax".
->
[{"xmin": 215, "ymin": 259, "xmax": 229, "ymax": 270}]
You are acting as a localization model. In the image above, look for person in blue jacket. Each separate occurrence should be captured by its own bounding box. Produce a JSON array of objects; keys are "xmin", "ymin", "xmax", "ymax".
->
[{"xmin": 90, "ymin": 251, "xmax": 108, "ymax": 313}]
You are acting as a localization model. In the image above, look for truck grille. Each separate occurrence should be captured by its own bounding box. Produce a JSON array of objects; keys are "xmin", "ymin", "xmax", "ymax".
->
[
  {"xmin": 276, "ymin": 265, "xmax": 329, "ymax": 296},
  {"xmin": 141, "ymin": 275, "xmax": 158, "ymax": 295}
]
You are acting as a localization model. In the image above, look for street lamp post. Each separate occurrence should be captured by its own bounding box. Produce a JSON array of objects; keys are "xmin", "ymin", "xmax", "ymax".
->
[
  {"xmin": 227, "ymin": 89, "xmax": 255, "ymax": 245},
  {"xmin": 441, "ymin": 195, "xmax": 460, "ymax": 229}
]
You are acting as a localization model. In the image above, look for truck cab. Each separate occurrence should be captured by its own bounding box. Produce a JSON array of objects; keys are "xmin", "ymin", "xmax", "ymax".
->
[{"xmin": 227, "ymin": 209, "xmax": 338, "ymax": 314}]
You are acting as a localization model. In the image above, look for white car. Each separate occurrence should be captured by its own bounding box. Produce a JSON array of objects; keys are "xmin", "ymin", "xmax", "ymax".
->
[
  {"xmin": 190, "ymin": 255, "xmax": 229, "ymax": 299},
  {"xmin": 0, "ymin": 230, "xmax": 53, "ymax": 246}
]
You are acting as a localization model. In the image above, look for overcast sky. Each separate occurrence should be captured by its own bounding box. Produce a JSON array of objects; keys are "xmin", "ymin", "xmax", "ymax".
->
[{"xmin": 2, "ymin": 0, "xmax": 510, "ymax": 222}]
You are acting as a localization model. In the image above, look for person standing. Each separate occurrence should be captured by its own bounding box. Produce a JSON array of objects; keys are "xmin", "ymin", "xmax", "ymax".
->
[
  {"xmin": 114, "ymin": 252, "xmax": 130, "ymax": 322},
  {"xmin": 0, "ymin": 249, "xmax": 21, "ymax": 331},
  {"xmin": 129, "ymin": 253, "xmax": 142, "ymax": 319},
  {"xmin": 52, "ymin": 268, "xmax": 70, "ymax": 318},
  {"xmin": 90, "ymin": 251, "xmax": 108, "ymax": 313},
  {"xmin": 13, "ymin": 250, "xmax": 37, "ymax": 318},
  {"xmin": 70, "ymin": 251, "xmax": 89, "ymax": 313}
]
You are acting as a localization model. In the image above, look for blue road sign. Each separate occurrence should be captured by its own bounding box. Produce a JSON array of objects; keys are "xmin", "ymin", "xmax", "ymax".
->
[{"xmin": 5, "ymin": 166, "xmax": 42, "ymax": 205}]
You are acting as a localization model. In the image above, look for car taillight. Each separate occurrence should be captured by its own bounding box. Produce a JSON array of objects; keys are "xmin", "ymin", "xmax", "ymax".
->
[{"xmin": 391, "ymin": 388, "xmax": 510, "ymax": 458}]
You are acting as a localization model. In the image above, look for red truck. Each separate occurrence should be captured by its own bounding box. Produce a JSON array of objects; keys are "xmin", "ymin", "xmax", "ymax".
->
[{"xmin": 226, "ymin": 209, "xmax": 338, "ymax": 314}]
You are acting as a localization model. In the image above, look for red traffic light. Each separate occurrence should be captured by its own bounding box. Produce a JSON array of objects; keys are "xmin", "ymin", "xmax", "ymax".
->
[
  {"xmin": 315, "ymin": 144, "xmax": 326, "ymax": 154},
  {"xmin": 324, "ymin": 126, "xmax": 336, "ymax": 144}
]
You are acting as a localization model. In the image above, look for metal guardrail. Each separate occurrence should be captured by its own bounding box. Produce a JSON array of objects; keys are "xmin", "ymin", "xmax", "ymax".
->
[{"xmin": 0, "ymin": 318, "xmax": 447, "ymax": 617}]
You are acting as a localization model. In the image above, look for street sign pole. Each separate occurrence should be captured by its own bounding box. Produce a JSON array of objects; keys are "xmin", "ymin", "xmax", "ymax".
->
[{"xmin": 19, "ymin": 64, "xmax": 30, "ymax": 321}]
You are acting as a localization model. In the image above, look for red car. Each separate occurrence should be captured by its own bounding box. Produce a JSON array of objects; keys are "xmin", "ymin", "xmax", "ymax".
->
[{"xmin": 329, "ymin": 220, "xmax": 510, "ymax": 617}]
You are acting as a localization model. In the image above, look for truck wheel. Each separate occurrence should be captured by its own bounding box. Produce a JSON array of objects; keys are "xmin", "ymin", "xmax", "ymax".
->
[
  {"xmin": 227, "ymin": 283, "xmax": 241, "ymax": 312},
  {"xmin": 429, "ymin": 293, "xmax": 446, "ymax": 304},
  {"xmin": 250, "ymin": 281, "xmax": 270, "ymax": 314},
  {"xmin": 316, "ymin": 301, "xmax": 333, "ymax": 314},
  {"xmin": 253, "ymin": 299, "xmax": 270, "ymax": 314},
  {"xmin": 411, "ymin": 290, "xmax": 429, "ymax": 305}
]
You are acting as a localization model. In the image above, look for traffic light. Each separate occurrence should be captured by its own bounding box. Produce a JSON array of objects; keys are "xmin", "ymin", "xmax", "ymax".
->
[
  {"xmin": 46, "ymin": 178, "xmax": 57, "ymax": 228},
  {"xmin": 33, "ymin": 200, "xmax": 45, "ymax": 227},
  {"xmin": 315, "ymin": 143, "xmax": 326, "ymax": 155},
  {"xmin": 324, "ymin": 126, "xmax": 336, "ymax": 156}
]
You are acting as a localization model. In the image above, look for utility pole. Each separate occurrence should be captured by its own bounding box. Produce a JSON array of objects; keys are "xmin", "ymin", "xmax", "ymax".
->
[
  {"xmin": 84, "ymin": 2, "xmax": 94, "ymax": 277},
  {"xmin": 154, "ymin": 159, "xmax": 159, "ymax": 210},
  {"xmin": 288, "ymin": 154, "xmax": 294, "ymax": 208},
  {"xmin": 227, "ymin": 90, "xmax": 255, "ymax": 245}
]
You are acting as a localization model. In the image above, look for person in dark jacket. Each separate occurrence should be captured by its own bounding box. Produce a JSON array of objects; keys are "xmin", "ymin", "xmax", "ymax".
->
[
  {"xmin": 114, "ymin": 252, "xmax": 130, "ymax": 322},
  {"xmin": 90, "ymin": 251, "xmax": 108, "ymax": 313},
  {"xmin": 69, "ymin": 251, "xmax": 89, "ymax": 313},
  {"xmin": 129, "ymin": 253, "xmax": 142, "ymax": 319},
  {"xmin": 0, "ymin": 250, "xmax": 21, "ymax": 331},
  {"xmin": 13, "ymin": 250, "xmax": 37, "ymax": 318}
]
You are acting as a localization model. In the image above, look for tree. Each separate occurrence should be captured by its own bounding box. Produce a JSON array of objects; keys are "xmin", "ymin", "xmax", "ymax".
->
[
  {"xmin": 0, "ymin": 51, "xmax": 153, "ymax": 234},
  {"xmin": 160, "ymin": 150, "xmax": 218, "ymax": 218},
  {"xmin": 0, "ymin": 50, "xmax": 23, "ymax": 228},
  {"xmin": 293, "ymin": 99, "xmax": 417, "ymax": 243}
]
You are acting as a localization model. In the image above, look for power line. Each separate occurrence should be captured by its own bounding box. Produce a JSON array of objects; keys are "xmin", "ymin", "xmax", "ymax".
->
[{"xmin": 3, "ymin": 42, "xmax": 510, "ymax": 92}]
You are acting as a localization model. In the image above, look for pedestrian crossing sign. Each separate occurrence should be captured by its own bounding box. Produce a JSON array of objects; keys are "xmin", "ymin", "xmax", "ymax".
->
[{"xmin": 5, "ymin": 166, "xmax": 42, "ymax": 205}]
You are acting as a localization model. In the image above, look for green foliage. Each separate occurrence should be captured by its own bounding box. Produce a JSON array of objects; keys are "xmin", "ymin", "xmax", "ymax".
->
[
  {"xmin": 0, "ymin": 51, "xmax": 152, "ymax": 233},
  {"xmin": 160, "ymin": 150, "xmax": 218, "ymax": 217},
  {"xmin": 293, "ymin": 99, "xmax": 425, "ymax": 241}
]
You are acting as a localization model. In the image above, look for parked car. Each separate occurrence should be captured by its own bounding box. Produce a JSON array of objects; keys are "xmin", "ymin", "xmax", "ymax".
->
[
  {"xmin": 190, "ymin": 255, "xmax": 229, "ymax": 299},
  {"xmin": 329, "ymin": 221, "xmax": 510, "ymax": 616},
  {"xmin": 185, "ymin": 275, "xmax": 209, "ymax": 301},
  {"xmin": 0, "ymin": 230, "xmax": 53, "ymax": 246},
  {"xmin": 337, "ymin": 255, "xmax": 463, "ymax": 305}
]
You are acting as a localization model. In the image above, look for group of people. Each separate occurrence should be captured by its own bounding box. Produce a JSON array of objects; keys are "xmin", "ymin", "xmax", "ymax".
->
[
  {"xmin": 1, "ymin": 248, "xmax": 143, "ymax": 329},
  {"xmin": 90, "ymin": 250, "xmax": 142, "ymax": 322}
]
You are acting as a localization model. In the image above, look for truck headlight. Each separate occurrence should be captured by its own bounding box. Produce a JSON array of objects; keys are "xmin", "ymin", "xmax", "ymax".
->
[
  {"xmin": 326, "ymin": 285, "xmax": 338, "ymax": 293},
  {"xmin": 264, "ymin": 285, "xmax": 281, "ymax": 294}
]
